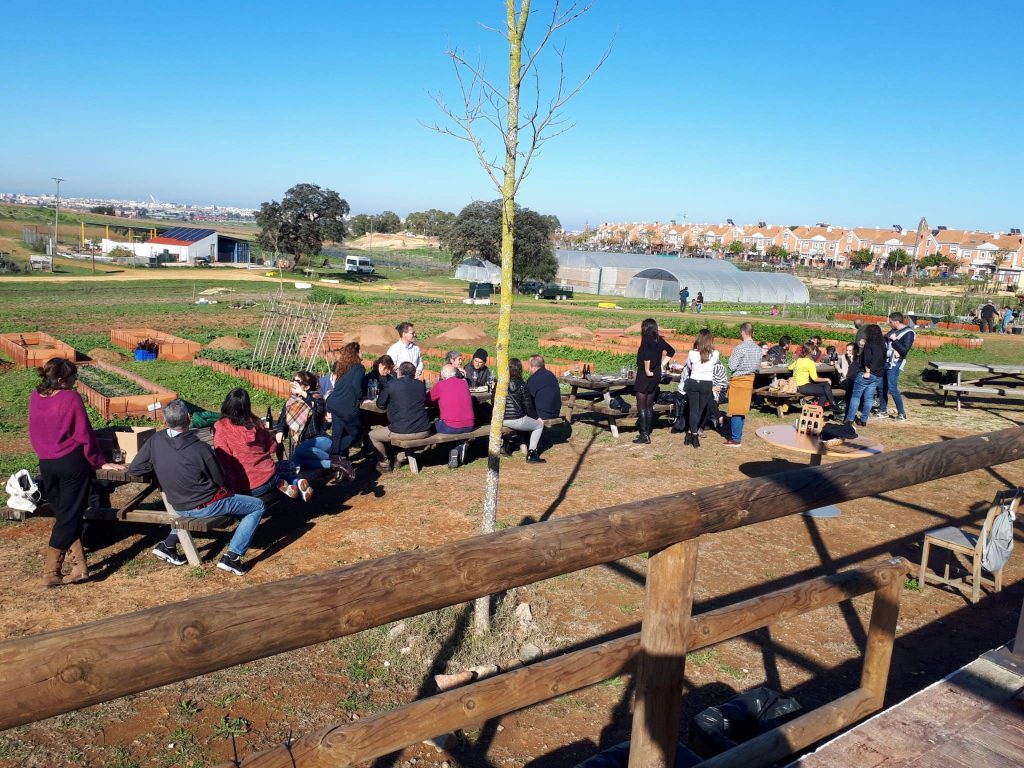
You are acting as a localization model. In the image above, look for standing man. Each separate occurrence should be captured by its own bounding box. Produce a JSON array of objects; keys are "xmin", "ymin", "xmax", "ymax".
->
[
  {"xmin": 979, "ymin": 301, "xmax": 998, "ymax": 333},
  {"xmin": 853, "ymin": 318, "xmax": 867, "ymax": 347},
  {"xmin": 129, "ymin": 400, "xmax": 265, "ymax": 575},
  {"xmin": 881, "ymin": 312, "xmax": 915, "ymax": 421},
  {"xmin": 679, "ymin": 286, "xmax": 690, "ymax": 312},
  {"xmin": 526, "ymin": 355, "xmax": 563, "ymax": 420},
  {"xmin": 387, "ymin": 322, "xmax": 423, "ymax": 378},
  {"xmin": 724, "ymin": 322, "xmax": 761, "ymax": 447}
]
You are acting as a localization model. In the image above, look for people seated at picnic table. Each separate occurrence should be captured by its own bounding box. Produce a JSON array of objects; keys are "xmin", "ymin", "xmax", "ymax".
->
[
  {"xmin": 789, "ymin": 343, "xmax": 838, "ymax": 414},
  {"xmin": 129, "ymin": 399, "xmax": 265, "ymax": 576},
  {"xmin": 464, "ymin": 348, "xmax": 494, "ymax": 389},
  {"xmin": 526, "ymin": 355, "xmax": 562, "ymax": 420},
  {"xmin": 430, "ymin": 363, "xmax": 476, "ymax": 468},
  {"xmin": 214, "ymin": 387, "xmax": 313, "ymax": 502},
  {"xmin": 325, "ymin": 342, "xmax": 363, "ymax": 483},
  {"xmin": 28, "ymin": 358, "xmax": 125, "ymax": 587},
  {"xmin": 808, "ymin": 336, "xmax": 825, "ymax": 362},
  {"xmin": 503, "ymin": 358, "xmax": 546, "ymax": 464},
  {"xmin": 369, "ymin": 361, "xmax": 431, "ymax": 472},
  {"xmin": 444, "ymin": 350, "xmax": 467, "ymax": 378},
  {"xmin": 764, "ymin": 335, "xmax": 792, "ymax": 366},
  {"xmin": 363, "ymin": 354, "xmax": 395, "ymax": 398},
  {"xmin": 387, "ymin": 321, "xmax": 424, "ymax": 378},
  {"xmin": 276, "ymin": 370, "xmax": 335, "ymax": 476},
  {"xmin": 835, "ymin": 342, "xmax": 856, "ymax": 408}
]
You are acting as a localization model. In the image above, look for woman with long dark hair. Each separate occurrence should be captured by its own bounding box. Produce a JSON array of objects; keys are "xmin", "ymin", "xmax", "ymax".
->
[
  {"xmin": 632, "ymin": 318, "xmax": 675, "ymax": 444},
  {"xmin": 845, "ymin": 324, "xmax": 886, "ymax": 426},
  {"xmin": 28, "ymin": 358, "xmax": 122, "ymax": 586},
  {"xmin": 502, "ymin": 358, "xmax": 546, "ymax": 463},
  {"xmin": 215, "ymin": 388, "xmax": 312, "ymax": 501},
  {"xmin": 681, "ymin": 329, "xmax": 718, "ymax": 448},
  {"xmin": 325, "ymin": 341, "xmax": 364, "ymax": 481}
]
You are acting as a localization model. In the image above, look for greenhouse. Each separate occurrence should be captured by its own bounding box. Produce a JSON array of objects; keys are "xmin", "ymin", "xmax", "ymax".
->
[
  {"xmin": 555, "ymin": 250, "xmax": 809, "ymax": 304},
  {"xmin": 453, "ymin": 257, "xmax": 502, "ymax": 285}
]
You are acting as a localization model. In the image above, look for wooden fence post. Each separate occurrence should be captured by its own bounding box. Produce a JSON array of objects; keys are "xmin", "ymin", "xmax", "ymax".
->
[
  {"xmin": 859, "ymin": 564, "xmax": 904, "ymax": 707},
  {"xmin": 628, "ymin": 539, "xmax": 699, "ymax": 768}
]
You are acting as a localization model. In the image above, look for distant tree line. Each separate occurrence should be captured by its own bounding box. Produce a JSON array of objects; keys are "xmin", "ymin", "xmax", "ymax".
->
[{"xmin": 89, "ymin": 205, "xmax": 117, "ymax": 216}]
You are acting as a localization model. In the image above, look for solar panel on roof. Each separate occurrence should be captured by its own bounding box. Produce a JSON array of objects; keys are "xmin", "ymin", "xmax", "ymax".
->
[{"xmin": 160, "ymin": 227, "xmax": 216, "ymax": 242}]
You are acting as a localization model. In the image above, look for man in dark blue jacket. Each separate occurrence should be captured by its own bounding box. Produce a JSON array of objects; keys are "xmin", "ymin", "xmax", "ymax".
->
[
  {"xmin": 368, "ymin": 362, "xmax": 431, "ymax": 471},
  {"xmin": 526, "ymin": 355, "xmax": 562, "ymax": 420}
]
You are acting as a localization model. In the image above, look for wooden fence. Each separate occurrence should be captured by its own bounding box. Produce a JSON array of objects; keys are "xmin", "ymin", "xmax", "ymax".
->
[{"xmin": 1, "ymin": 427, "xmax": 1022, "ymax": 768}]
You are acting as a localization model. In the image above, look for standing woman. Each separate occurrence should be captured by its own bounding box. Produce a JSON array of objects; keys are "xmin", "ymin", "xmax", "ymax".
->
[
  {"xmin": 325, "ymin": 341, "xmax": 364, "ymax": 481},
  {"xmin": 844, "ymin": 325, "xmax": 885, "ymax": 426},
  {"xmin": 28, "ymin": 358, "xmax": 121, "ymax": 586},
  {"xmin": 632, "ymin": 318, "xmax": 675, "ymax": 444},
  {"xmin": 682, "ymin": 329, "xmax": 718, "ymax": 448}
]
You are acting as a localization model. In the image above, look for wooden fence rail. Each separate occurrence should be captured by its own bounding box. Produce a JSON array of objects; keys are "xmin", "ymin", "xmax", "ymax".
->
[{"xmin": 0, "ymin": 428, "xmax": 1021, "ymax": 764}]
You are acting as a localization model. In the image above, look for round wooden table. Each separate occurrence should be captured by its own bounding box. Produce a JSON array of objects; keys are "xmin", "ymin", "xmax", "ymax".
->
[{"xmin": 755, "ymin": 425, "xmax": 883, "ymax": 518}]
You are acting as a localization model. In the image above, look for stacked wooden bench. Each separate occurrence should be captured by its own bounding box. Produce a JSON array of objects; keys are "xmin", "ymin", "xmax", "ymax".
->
[{"xmin": 390, "ymin": 418, "xmax": 566, "ymax": 473}]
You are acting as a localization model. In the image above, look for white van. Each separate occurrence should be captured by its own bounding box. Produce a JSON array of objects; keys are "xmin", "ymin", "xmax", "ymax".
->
[{"xmin": 345, "ymin": 256, "xmax": 374, "ymax": 274}]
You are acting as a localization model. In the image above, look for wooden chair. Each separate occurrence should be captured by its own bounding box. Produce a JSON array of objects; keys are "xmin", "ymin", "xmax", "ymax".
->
[{"xmin": 919, "ymin": 488, "xmax": 1021, "ymax": 604}]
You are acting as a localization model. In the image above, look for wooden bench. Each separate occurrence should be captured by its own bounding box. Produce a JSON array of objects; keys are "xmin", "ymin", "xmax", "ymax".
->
[
  {"xmin": 391, "ymin": 419, "xmax": 566, "ymax": 473},
  {"xmin": 753, "ymin": 387, "xmax": 846, "ymax": 418},
  {"xmin": 561, "ymin": 398, "xmax": 673, "ymax": 438},
  {"xmin": 942, "ymin": 384, "xmax": 1024, "ymax": 411}
]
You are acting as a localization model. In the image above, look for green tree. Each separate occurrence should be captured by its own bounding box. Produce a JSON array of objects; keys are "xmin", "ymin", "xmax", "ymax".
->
[
  {"xmin": 442, "ymin": 200, "xmax": 558, "ymax": 284},
  {"xmin": 727, "ymin": 240, "xmax": 745, "ymax": 255},
  {"xmin": 89, "ymin": 205, "xmax": 117, "ymax": 216},
  {"xmin": 919, "ymin": 252, "xmax": 951, "ymax": 269},
  {"xmin": 849, "ymin": 248, "xmax": 875, "ymax": 269},
  {"xmin": 375, "ymin": 211, "xmax": 402, "ymax": 234},
  {"xmin": 349, "ymin": 214, "xmax": 372, "ymax": 237},
  {"xmin": 406, "ymin": 208, "xmax": 456, "ymax": 237},
  {"xmin": 765, "ymin": 244, "xmax": 789, "ymax": 261},
  {"xmin": 884, "ymin": 248, "xmax": 911, "ymax": 272},
  {"xmin": 256, "ymin": 183, "xmax": 350, "ymax": 266},
  {"xmin": 434, "ymin": 0, "xmax": 606, "ymax": 634},
  {"xmin": 107, "ymin": 246, "xmax": 133, "ymax": 260}
]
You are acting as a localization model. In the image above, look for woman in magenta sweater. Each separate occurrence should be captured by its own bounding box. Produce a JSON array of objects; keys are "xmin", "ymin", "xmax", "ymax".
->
[{"xmin": 28, "ymin": 358, "xmax": 121, "ymax": 586}]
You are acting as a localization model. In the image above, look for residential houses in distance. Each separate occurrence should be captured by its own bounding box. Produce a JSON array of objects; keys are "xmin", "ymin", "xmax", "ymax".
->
[{"xmin": 584, "ymin": 221, "xmax": 1024, "ymax": 288}]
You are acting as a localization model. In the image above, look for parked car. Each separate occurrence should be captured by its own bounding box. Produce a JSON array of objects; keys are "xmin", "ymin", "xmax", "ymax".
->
[
  {"xmin": 539, "ymin": 283, "xmax": 573, "ymax": 300},
  {"xmin": 519, "ymin": 279, "xmax": 544, "ymax": 294},
  {"xmin": 345, "ymin": 256, "xmax": 374, "ymax": 274}
]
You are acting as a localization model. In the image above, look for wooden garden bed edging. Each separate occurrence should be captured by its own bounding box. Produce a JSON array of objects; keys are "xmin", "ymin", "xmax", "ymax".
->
[
  {"xmin": 0, "ymin": 425, "xmax": 1021, "ymax": 761},
  {"xmin": 193, "ymin": 357, "xmax": 292, "ymax": 398},
  {"xmin": 76, "ymin": 361, "xmax": 177, "ymax": 420},
  {"xmin": 110, "ymin": 328, "xmax": 201, "ymax": 361},
  {"xmin": 0, "ymin": 332, "xmax": 76, "ymax": 368}
]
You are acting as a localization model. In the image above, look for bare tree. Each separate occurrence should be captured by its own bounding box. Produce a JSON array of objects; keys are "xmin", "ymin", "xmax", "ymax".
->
[{"xmin": 431, "ymin": 1, "xmax": 608, "ymax": 633}]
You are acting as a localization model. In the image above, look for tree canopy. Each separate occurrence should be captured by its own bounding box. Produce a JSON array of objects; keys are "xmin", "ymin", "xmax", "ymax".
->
[
  {"xmin": 884, "ymin": 248, "xmax": 911, "ymax": 271},
  {"xmin": 442, "ymin": 200, "xmax": 559, "ymax": 284},
  {"xmin": 256, "ymin": 183, "xmax": 350, "ymax": 264},
  {"xmin": 849, "ymin": 248, "xmax": 875, "ymax": 269},
  {"xmin": 350, "ymin": 211, "xmax": 402, "ymax": 236},
  {"xmin": 405, "ymin": 209, "xmax": 456, "ymax": 237},
  {"xmin": 727, "ymin": 240, "xmax": 745, "ymax": 255},
  {"xmin": 920, "ymin": 252, "xmax": 951, "ymax": 268}
]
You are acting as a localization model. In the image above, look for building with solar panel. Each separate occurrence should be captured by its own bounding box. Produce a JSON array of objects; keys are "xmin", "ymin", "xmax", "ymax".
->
[{"xmin": 100, "ymin": 226, "xmax": 251, "ymax": 266}]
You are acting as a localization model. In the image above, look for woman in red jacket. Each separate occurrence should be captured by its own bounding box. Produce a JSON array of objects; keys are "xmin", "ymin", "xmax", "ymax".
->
[{"xmin": 214, "ymin": 388, "xmax": 313, "ymax": 502}]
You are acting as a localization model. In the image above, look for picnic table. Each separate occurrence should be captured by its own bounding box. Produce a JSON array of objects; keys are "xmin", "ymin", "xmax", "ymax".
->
[
  {"xmin": 930, "ymin": 361, "xmax": 1024, "ymax": 410},
  {"xmin": 560, "ymin": 374, "xmax": 673, "ymax": 438},
  {"xmin": 360, "ymin": 388, "xmax": 492, "ymax": 414}
]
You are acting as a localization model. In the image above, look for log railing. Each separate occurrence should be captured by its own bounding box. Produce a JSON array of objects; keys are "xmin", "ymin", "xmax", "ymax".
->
[{"xmin": 1, "ymin": 427, "xmax": 1022, "ymax": 767}]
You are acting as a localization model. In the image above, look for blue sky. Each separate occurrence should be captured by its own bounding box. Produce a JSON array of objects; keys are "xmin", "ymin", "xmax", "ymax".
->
[{"xmin": 3, "ymin": 1, "xmax": 1022, "ymax": 231}]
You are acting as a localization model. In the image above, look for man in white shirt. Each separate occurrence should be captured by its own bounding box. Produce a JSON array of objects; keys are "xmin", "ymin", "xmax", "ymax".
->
[{"xmin": 387, "ymin": 322, "xmax": 423, "ymax": 379}]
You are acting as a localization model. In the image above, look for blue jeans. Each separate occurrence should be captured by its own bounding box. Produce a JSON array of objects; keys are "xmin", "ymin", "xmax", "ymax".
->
[
  {"xmin": 881, "ymin": 367, "xmax": 905, "ymax": 417},
  {"xmin": 435, "ymin": 419, "xmax": 474, "ymax": 435},
  {"xmin": 293, "ymin": 435, "xmax": 332, "ymax": 469},
  {"xmin": 846, "ymin": 373, "xmax": 880, "ymax": 423},
  {"xmin": 729, "ymin": 415, "xmax": 744, "ymax": 442},
  {"xmin": 180, "ymin": 494, "xmax": 264, "ymax": 556}
]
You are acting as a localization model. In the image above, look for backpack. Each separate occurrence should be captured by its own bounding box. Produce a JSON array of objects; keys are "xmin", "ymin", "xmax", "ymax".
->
[
  {"xmin": 982, "ymin": 495, "xmax": 1018, "ymax": 574},
  {"xmin": 5, "ymin": 470, "xmax": 41, "ymax": 513}
]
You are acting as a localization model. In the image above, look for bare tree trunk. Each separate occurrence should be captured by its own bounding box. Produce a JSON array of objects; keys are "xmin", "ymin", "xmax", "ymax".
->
[{"xmin": 475, "ymin": 0, "xmax": 529, "ymax": 636}]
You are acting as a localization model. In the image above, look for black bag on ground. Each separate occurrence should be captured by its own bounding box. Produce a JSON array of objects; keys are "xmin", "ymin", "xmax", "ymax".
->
[
  {"xmin": 573, "ymin": 740, "xmax": 702, "ymax": 768},
  {"xmin": 691, "ymin": 687, "xmax": 802, "ymax": 755},
  {"xmin": 608, "ymin": 395, "xmax": 631, "ymax": 413}
]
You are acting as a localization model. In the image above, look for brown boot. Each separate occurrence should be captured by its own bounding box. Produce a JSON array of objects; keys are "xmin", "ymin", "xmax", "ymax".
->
[
  {"xmin": 43, "ymin": 547, "xmax": 66, "ymax": 588},
  {"xmin": 62, "ymin": 539, "xmax": 90, "ymax": 584}
]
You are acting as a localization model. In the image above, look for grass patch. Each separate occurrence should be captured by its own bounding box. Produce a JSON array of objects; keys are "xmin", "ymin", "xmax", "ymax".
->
[
  {"xmin": 211, "ymin": 715, "xmax": 249, "ymax": 738},
  {"xmin": 904, "ymin": 575, "xmax": 922, "ymax": 592}
]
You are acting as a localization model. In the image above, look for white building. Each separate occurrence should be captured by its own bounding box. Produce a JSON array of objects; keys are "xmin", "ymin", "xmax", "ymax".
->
[{"xmin": 101, "ymin": 226, "xmax": 218, "ymax": 266}]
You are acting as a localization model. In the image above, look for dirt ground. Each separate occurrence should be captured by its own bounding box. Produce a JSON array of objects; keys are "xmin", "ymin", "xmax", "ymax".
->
[{"xmin": 2, "ymin": 392, "xmax": 1023, "ymax": 766}]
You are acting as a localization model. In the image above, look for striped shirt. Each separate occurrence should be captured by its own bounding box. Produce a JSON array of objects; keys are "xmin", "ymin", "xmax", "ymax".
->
[{"xmin": 728, "ymin": 339, "xmax": 762, "ymax": 377}]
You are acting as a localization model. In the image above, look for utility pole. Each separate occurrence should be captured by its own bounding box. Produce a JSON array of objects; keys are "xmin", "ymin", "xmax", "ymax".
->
[{"xmin": 51, "ymin": 177, "xmax": 64, "ymax": 272}]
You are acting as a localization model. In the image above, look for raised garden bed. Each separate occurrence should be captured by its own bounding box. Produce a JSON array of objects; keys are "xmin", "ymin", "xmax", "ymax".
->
[
  {"xmin": 76, "ymin": 361, "xmax": 177, "ymax": 420},
  {"xmin": 110, "ymin": 329, "xmax": 201, "ymax": 361},
  {"xmin": 0, "ymin": 332, "xmax": 76, "ymax": 368},
  {"xmin": 194, "ymin": 357, "xmax": 293, "ymax": 398}
]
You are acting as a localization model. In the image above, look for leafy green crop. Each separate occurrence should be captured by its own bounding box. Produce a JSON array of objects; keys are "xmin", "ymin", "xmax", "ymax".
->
[{"xmin": 77, "ymin": 366, "xmax": 149, "ymax": 397}]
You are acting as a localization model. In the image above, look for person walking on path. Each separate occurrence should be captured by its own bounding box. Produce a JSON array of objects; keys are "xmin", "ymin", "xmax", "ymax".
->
[
  {"xmin": 632, "ymin": 319, "xmax": 675, "ymax": 444},
  {"xmin": 28, "ymin": 358, "xmax": 124, "ymax": 586},
  {"xmin": 724, "ymin": 322, "xmax": 760, "ymax": 446},
  {"xmin": 680, "ymin": 329, "xmax": 718, "ymax": 448},
  {"xmin": 845, "ymin": 324, "xmax": 886, "ymax": 426},
  {"xmin": 679, "ymin": 286, "xmax": 689, "ymax": 312},
  {"xmin": 881, "ymin": 312, "xmax": 915, "ymax": 421}
]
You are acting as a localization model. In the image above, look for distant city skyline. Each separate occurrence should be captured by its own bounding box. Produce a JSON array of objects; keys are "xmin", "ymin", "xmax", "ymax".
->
[{"xmin": 4, "ymin": 1, "xmax": 1021, "ymax": 232}]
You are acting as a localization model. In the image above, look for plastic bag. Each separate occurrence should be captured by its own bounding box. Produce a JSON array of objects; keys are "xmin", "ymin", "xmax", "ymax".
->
[
  {"xmin": 692, "ymin": 687, "xmax": 802, "ymax": 755},
  {"xmin": 5, "ymin": 470, "xmax": 41, "ymax": 513}
]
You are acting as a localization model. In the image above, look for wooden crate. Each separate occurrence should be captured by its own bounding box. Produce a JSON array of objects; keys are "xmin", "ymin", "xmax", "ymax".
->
[
  {"xmin": 76, "ymin": 361, "xmax": 177, "ymax": 420},
  {"xmin": 0, "ymin": 332, "xmax": 76, "ymax": 368},
  {"xmin": 110, "ymin": 329, "xmax": 201, "ymax": 361}
]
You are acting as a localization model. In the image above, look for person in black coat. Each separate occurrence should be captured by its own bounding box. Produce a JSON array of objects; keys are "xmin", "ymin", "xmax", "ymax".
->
[
  {"xmin": 844, "ymin": 324, "xmax": 886, "ymax": 426},
  {"xmin": 324, "ymin": 343, "xmax": 364, "ymax": 482},
  {"xmin": 501, "ymin": 358, "xmax": 545, "ymax": 464},
  {"xmin": 367, "ymin": 362, "xmax": 431, "ymax": 472},
  {"xmin": 632, "ymin": 318, "xmax": 675, "ymax": 444}
]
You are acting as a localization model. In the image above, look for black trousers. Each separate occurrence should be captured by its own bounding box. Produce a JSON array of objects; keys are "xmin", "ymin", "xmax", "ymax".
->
[
  {"xmin": 797, "ymin": 382, "xmax": 835, "ymax": 407},
  {"xmin": 38, "ymin": 447, "xmax": 94, "ymax": 549},
  {"xmin": 684, "ymin": 379, "xmax": 712, "ymax": 434}
]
